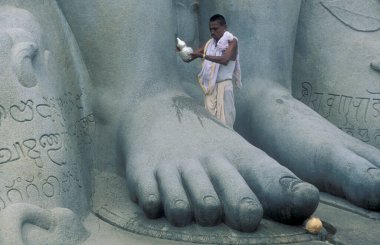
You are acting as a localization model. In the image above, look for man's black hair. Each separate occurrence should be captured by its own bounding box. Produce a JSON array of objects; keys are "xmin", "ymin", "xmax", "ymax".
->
[{"xmin": 210, "ymin": 14, "xmax": 226, "ymax": 26}]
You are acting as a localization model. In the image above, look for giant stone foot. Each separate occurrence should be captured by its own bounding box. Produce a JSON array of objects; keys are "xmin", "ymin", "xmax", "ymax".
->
[
  {"xmin": 121, "ymin": 92, "xmax": 319, "ymax": 231},
  {"xmin": 241, "ymin": 83, "xmax": 380, "ymax": 211}
]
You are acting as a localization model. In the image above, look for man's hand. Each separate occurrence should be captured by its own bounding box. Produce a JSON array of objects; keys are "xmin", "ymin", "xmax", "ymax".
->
[{"xmin": 190, "ymin": 51, "xmax": 203, "ymax": 59}]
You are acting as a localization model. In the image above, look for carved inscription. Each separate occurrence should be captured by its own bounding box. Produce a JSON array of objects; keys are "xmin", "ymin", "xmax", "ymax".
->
[
  {"xmin": 67, "ymin": 113, "xmax": 95, "ymax": 145},
  {"xmin": 39, "ymin": 133, "xmax": 65, "ymax": 166},
  {"xmin": 0, "ymin": 92, "xmax": 84, "ymax": 127},
  {"xmin": 0, "ymin": 133, "xmax": 67, "ymax": 167},
  {"xmin": 0, "ymin": 171, "xmax": 81, "ymax": 212},
  {"xmin": 297, "ymin": 82, "xmax": 380, "ymax": 146},
  {"xmin": 9, "ymin": 100, "xmax": 34, "ymax": 122},
  {"xmin": 0, "ymin": 95, "xmax": 94, "ymax": 155},
  {"xmin": 0, "ymin": 143, "xmax": 24, "ymax": 165}
]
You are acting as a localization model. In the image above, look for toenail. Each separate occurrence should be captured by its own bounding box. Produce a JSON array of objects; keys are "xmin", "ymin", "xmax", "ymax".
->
[
  {"xmin": 279, "ymin": 176, "xmax": 304, "ymax": 191},
  {"xmin": 145, "ymin": 194, "xmax": 160, "ymax": 210},
  {"xmin": 238, "ymin": 197, "xmax": 262, "ymax": 229},
  {"xmin": 367, "ymin": 167, "xmax": 380, "ymax": 178},
  {"xmin": 169, "ymin": 199, "xmax": 191, "ymax": 226},
  {"xmin": 143, "ymin": 194, "xmax": 162, "ymax": 218},
  {"xmin": 239, "ymin": 197, "xmax": 259, "ymax": 210},
  {"xmin": 203, "ymin": 195, "xmax": 218, "ymax": 206},
  {"xmin": 175, "ymin": 199, "xmax": 188, "ymax": 209},
  {"xmin": 147, "ymin": 194, "xmax": 159, "ymax": 204}
]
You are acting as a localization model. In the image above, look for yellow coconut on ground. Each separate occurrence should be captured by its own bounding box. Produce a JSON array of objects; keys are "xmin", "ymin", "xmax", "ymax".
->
[{"xmin": 305, "ymin": 217, "xmax": 323, "ymax": 234}]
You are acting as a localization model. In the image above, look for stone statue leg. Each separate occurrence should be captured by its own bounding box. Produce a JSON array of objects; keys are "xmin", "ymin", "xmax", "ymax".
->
[
  {"xmin": 0, "ymin": 2, "xmax": 91, "ymax": 243},
  {"xmin": 206, "ymin": 0, "xmax": 380, "ymax": 210},
  {"xmin": 57, "ymin": 0, "xmax": 319, "ymax": 231}
]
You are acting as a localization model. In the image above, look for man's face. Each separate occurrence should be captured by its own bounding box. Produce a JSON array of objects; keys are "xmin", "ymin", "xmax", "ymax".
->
[{"xmin": 209, "ymin": 21, "xmax": 225, "ymax": 41}]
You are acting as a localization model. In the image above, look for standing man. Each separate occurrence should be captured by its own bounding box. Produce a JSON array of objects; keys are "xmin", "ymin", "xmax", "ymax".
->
[{"xmin": 190, "ymin": 14, "xmax": 241, "ymax": 128}]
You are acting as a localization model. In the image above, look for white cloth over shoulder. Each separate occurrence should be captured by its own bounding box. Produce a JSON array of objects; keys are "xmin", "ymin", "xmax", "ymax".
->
[{"xmin": 197, "ymin": 31, "xmax": 242, "ymax": 94}]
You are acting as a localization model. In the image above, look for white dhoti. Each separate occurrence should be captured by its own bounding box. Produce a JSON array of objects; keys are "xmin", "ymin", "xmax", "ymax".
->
[{"xmin": 204, "ymin": 79, "xmax": 236, "ymax": 128}]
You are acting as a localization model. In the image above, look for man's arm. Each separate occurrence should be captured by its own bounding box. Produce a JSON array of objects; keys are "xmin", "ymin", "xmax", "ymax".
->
[{"xmin": 191, "ymin": 39, "xmax": 237, "ymax": 65}]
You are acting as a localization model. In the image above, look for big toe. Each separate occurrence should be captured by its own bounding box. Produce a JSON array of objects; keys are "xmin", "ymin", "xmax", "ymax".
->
[{"xmin": 287, "ymin": 181, "xmax": 320, "ymax": 223}]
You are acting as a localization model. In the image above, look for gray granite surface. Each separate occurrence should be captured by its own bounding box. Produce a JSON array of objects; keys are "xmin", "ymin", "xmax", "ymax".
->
[{"xmin": 0, "ymin": 0, "xmax": 379, "ymax": 244}]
